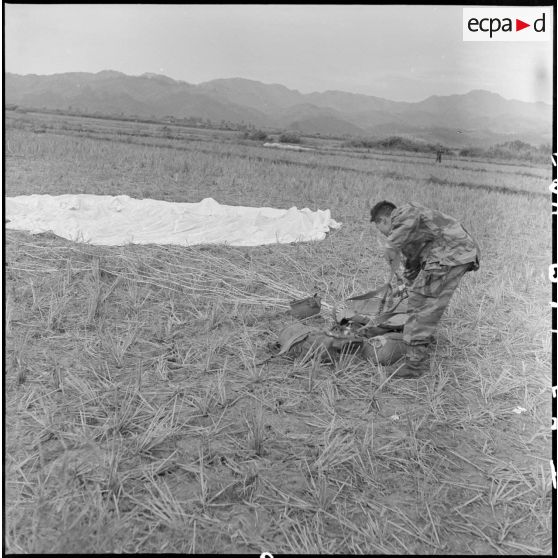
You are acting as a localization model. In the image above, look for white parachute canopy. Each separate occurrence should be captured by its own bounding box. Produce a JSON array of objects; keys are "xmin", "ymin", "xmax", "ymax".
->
[{"xmin": 5, "ymin": 194, "xmax": 342, "ymax": 247}]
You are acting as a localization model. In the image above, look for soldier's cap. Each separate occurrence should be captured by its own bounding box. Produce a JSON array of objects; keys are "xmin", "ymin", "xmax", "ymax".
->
[{"xmin": 369, "ymin": 200, "xmax": 396, "ymax": 222}]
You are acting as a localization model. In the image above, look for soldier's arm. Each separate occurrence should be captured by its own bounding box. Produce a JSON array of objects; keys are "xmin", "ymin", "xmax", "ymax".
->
[
  {"xmin": 386, "ymin": 206, "xmax": 421, "ymax": 250},
  {"xmin": 384, "ymin": 242, "xmax": 401, "ymax": 279},
  {"xmin": 387, "ymin": 207, "xmax": 424, "ymax": 273},
  {"xmin": 461, "ymin": 223, "xmax": 481, "ymax": 270}
]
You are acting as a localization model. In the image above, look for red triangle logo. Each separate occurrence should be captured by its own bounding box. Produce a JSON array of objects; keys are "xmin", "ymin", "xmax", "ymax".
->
[{"xmin": 516, "ymin": 19, "xmax": 530, "ymax": 31}]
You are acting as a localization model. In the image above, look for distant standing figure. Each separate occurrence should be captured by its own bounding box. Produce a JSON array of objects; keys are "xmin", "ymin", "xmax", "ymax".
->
[{"xmin": 435, "ymin": 149, "xmax": 443, "ymax": 163}]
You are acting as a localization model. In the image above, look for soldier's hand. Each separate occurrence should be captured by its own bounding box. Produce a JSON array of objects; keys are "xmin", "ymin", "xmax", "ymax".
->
[{"xmin": 384, "ymin": 246, "xmax": 401, "ymax": 272}]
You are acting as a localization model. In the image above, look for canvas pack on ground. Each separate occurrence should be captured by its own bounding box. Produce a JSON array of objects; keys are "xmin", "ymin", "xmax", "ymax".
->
[{"xmin": 272, "ymin": 283, "xmax": 409, "ymax": 366}]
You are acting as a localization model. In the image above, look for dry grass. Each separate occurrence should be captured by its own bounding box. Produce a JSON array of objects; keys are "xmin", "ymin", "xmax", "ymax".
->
[{"xmin": 4, "ymin": 115, "xmax": 552, "ymax": 554}]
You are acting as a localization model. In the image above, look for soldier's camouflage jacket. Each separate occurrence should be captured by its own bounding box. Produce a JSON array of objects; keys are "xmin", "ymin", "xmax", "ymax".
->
[{"xmin": 386, "ymin": 202, "xmax": 480, "ymax": 273}]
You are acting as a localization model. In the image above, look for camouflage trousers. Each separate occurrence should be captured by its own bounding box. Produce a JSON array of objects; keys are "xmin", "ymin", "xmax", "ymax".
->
[{"xmin": 403, "ymin": 263, "xmax": 472, "ymax": 366}]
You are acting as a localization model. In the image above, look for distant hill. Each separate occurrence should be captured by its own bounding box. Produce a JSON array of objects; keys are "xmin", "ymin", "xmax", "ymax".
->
[
  {"xmin": 5, "ymin": 71, "xmax": 552, "ymax": 147},
  {"xmin": 290, "ymin": 114, "xmax": 367, "ymax": 137}
]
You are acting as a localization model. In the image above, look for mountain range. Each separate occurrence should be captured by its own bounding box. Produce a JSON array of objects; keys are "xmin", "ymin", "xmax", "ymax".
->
[{"xmin": 5, "ymin": 70, "xmax": 552, "ymax": 148}]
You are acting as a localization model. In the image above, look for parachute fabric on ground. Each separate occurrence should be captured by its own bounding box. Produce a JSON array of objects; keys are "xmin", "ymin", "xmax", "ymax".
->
[{"xmin": 5, "ymin": 195, "xmax": 342, "ymax": 247}]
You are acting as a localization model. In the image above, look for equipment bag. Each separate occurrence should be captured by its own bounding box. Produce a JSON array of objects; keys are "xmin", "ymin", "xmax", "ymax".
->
[{"xmin": 272, "ymin": 284, "xmax": 409, "ymax": 365}]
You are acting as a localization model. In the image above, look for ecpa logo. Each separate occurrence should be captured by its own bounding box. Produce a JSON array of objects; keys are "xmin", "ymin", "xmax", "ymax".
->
[{"xmin": 463, "ymin": 8, "xmax": 551, "ymax": 41}]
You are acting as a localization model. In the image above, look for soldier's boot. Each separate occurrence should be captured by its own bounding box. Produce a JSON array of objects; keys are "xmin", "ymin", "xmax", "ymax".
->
[{"xmin": 393, "ymin": 343, "xmax": 430, "ymax": 379}]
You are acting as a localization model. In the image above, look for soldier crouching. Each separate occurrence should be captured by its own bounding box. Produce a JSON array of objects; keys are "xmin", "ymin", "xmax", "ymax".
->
[{"xmin": 369, "ymin": 200, "xmax": 480, "ymax": 379}]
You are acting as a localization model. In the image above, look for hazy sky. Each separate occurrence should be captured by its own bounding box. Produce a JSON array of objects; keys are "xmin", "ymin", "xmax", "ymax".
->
[{"xmin": 5, "ymin": 4, "xmax": 554, "ymax": 103}]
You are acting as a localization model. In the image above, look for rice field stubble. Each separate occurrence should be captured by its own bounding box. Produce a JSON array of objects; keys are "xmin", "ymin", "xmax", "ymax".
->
[{"xmin": 4, "ymin": 120, "xmax": 553, "ymax": 554}]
